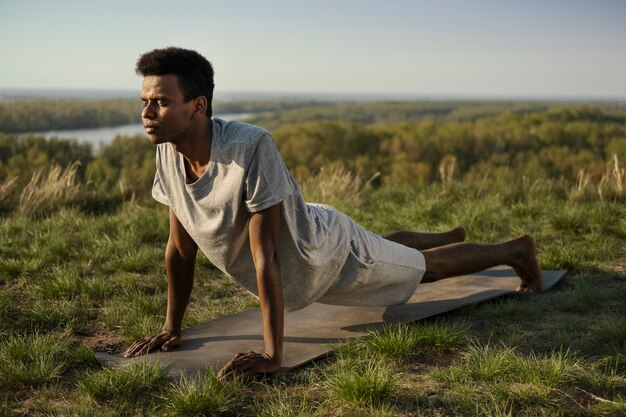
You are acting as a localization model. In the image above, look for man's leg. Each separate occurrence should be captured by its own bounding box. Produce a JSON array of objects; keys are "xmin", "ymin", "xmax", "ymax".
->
[
  {"xmin": 421, "ymin": 235, "xmax": 542, "ymax": 292},
  {"xmin": 383, "ymin": 227, "xmax": 466, "ymax": 250}
]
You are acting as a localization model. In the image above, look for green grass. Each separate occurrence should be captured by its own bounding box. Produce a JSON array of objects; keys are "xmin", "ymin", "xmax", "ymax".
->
[
  {"xmin": 255, "ymin": 391, "xmax": 322, "ymax": 417},
  {"xmin": 100, "ymin": 295, "xmax": 165, "ymax": 342},
  {"xmin": 1, "ymin": 166, "xmax": 625, "ymax": 415},
  {"xmin": 336, "ymin": 320, "xmax": 468, "ymax": 363},
  {"xmin": 360, "ymin": 323, "xmax": 420, "ymax": 360},
  {"xmin": 0, "ymin": 333, "xmax": 95, "ymax": 390},
  {"xmin": 432, "ymin": 343, "xmax": 626, "ymax": 415},
  {"xmin": 164, "ymin": 370, "xmax": 241, "ymax": 416},
  {"xmin": 553, "ymin": 276, "xmax": 607, "ymax": 313},
  {"xmin": 591, "ymin": 319, "xmax": 626, "ymax": 357},
  {"xmin": 78, "ymin": 360, "xmax": 169, "ymax": 409},
  {"xmin": 325, "ymin": 357, "xmax": 399, "ymax": 406}
]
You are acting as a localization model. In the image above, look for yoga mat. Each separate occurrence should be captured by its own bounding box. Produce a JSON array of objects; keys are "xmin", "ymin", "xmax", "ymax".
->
[{"xmin": 96, "ymin": 267, "xmax": 565, "ymax": 376}]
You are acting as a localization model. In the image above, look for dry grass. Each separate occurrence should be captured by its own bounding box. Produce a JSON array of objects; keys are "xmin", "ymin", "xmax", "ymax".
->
[
  {"xmin": 599, "ymin": 154, "xmax": 624, "ymax": 199},
  {"xmin": 17, "ymin": 163, "xmax": 82, "ymax": 217},
  {"xmin": 0, "ymin": 177, "xmax": 17, "ymax": 209},
  {"xmin": 572, "ymin": 154, "xmax": 625, "ymax": 201},
  {"xmin": 301, "ymin": 164, "xmax": 378, "ymax": 207},
  {"xmin": 438, "ymin": 155, "xmax": 458, "ymax": 186}
]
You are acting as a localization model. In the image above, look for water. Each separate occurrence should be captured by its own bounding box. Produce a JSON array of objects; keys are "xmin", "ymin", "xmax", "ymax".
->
[
  {"xmin": 42, "ymin": 123, "xmax": 148, "ymax": 148},
  {"xmin": 39, "ymin": 113, "xmax": 252, "ymax": 150}
]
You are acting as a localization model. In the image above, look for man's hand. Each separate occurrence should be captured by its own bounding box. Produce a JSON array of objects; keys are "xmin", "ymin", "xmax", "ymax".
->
[
  {"xmin": 217, "ymin": 351, "xmax": 280, "ymax": 380},
  {"xmin": 122, "ymin": 330, "xmax": 180, "ymax": 358}
]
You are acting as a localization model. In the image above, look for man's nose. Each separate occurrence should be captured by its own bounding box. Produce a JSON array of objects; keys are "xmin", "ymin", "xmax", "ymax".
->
[{"xmin": 142, "ymin": 102, "xmax": 156, "ymax": 119}]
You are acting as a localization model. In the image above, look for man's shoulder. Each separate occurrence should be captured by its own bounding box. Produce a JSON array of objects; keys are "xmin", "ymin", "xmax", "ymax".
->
[
  {"xmin": 155, "ymin": 142, "xmax": 174, "ymax": 158},
  {"xmin": 214, "ymin": 118, "xmax": 269, "ymax": 147}
]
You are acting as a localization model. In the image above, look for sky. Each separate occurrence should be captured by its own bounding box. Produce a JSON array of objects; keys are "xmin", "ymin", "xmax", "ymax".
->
[{"xmin": 1, "ymin": 0, "xmax": 625, "ymax": 99}]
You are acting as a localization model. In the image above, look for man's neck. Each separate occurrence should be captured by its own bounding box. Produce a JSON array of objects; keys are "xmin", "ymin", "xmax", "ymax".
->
[{"xmin": 173, "ymin": 119, "xmax": 213, "ymax": 181}]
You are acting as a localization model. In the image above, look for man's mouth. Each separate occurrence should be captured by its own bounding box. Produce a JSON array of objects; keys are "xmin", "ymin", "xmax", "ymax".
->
[{"xmin": 144, "ymin": 124, "xmax": 159, "ymax": 133}]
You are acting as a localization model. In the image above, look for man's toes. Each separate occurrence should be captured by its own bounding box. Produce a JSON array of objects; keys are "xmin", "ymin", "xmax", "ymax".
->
[{"xmin": 517, "ymin": 283, "xmax": 541, "ymax": 293}]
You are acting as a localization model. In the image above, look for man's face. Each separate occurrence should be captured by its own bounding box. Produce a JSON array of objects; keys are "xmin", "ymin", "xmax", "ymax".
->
[{"xmin": 141, "ymin": 74, "xmax": 195, "ymax": 145}]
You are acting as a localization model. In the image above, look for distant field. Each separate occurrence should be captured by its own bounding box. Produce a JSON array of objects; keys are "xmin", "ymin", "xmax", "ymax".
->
[{"xmin": 0, "ymin": 101, "xmax": 624, "ymax": 415}]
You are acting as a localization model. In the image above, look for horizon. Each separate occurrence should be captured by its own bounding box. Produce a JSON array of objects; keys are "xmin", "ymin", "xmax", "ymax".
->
[{"xmin": 1, "ymin": 87, "xmax": 626, "ymax": 104}]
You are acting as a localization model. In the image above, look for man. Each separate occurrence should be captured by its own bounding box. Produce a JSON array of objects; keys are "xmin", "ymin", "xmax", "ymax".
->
[{"xmin": 123, "ymin": 47, "xmax": 542, "ymax": 379}]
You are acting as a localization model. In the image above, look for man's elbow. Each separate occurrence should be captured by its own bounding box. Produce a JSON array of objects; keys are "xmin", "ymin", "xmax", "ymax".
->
[
  {"xmin": 254, "ymin": 255, "xmax": 278, "ymax": 276},
  {"xmin": 253, "ymin": 249, "xmax": 281, "ymax": 282},
  {"xmin": 251, "ymin": 239, "xmax": 277, "ymax": 266},
  {"xmin": 166, "ymin": 240, "xmax": 197, "ymax": 264}
]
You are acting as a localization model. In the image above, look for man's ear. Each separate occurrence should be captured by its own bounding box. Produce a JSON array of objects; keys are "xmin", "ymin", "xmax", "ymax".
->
[{"xmin": 192, "ymin": 96, "xmax": 207, "ymax": 119}]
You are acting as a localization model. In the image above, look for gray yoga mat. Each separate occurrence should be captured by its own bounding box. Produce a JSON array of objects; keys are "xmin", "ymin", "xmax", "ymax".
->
[{"xmin": 96, "ymin": 267, "xmax": 566, "ymax": 376}]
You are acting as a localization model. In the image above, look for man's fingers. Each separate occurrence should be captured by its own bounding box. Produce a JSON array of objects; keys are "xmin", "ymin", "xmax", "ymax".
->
[
  {"xmin": 123, "ymin": 332, "xmax": 179, "ymax": 358},
  {"xmin": 126, "ymin": 337, "xmax": 150, "ymax": 353},
  {"xmin": 221, "ymin": 351, "xmax": 253, "ymax": 370},
  {"xmin": 123, "ymin": 343, "xmax": 140, "ymax": 357},
  {"xmin": 142, "ymin": 333, "xmax": 172, "ymax": 354},
  {"xmin": 220, "ymin": 358, "xmax": 244, "ymax": 375},
  {"xmin": 161, "ymin": 335, "xmax": 180, "ymax": 351},
  {"xmin": 217, "ymin": 356, "xmax": 249, "ymax": 380},
  {"xmin": 217, "ymin": 364, "xmax": 237, "ymax": 380},
  {"xmin": 217, "ymin": 351, "xmax": 274, "ymax": 381},
  {"xmin": 133, "ymin": 338, "xmax": 155, "ymax": 356},
  {"xmin": 123, "ymin": 338, "xmax": 150, "ymax": 357}
]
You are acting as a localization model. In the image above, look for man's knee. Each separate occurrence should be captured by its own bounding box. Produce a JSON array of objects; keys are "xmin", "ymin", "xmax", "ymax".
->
[
  {"xmin": 421, "ymin": 252, "xmax": 442, "ymax": 283},
  {"xmin": 421, "ymin": 269, "xmax": 440, "ymax": 283}
]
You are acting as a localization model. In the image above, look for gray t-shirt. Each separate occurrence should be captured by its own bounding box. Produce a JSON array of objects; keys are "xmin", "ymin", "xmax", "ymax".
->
[{"xmin": 152, "ymin": 118, "xmax": 350, "ymax": 311}]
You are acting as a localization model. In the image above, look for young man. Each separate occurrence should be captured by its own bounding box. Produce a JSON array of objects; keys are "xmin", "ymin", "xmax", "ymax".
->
[{"xmin": 123, "ymin": 47, "xmax": 542, "ymax": 379}]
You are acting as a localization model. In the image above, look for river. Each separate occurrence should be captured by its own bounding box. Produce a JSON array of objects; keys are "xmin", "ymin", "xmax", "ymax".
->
[{"xmin": 39, "ymin": 113, "xmax": 253, "ymax": 150}]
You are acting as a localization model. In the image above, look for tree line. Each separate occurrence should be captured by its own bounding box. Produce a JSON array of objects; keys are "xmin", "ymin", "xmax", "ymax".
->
[
  {"xmin": 0, "ymin": 98, "xmax": 332, "ymax": 133},
  {"xmin": 270, "ymin": 104, "xmax": 626, "ymax": 185},
  {"xmin": 0, "ymin": 102, "xmax": 624, "ymax": 204}
]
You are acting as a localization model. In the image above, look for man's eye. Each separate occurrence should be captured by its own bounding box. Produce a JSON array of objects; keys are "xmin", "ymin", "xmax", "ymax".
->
[
  {"xmin": 158, "ymin": 100, "xmax": 168, "ymax": 106},
  {"xmin": 141, "ymin": 100, "xmax": 148, "ymax": 107}
]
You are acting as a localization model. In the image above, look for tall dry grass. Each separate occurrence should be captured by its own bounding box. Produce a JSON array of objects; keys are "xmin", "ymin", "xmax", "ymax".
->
[
  {"xmin": 0, "ymin": 177, "xmax": 17, "ymax": 210},
  {"xmin": 438, "ymin": 155, "xmax": 458, "ymax": 186},
  {"xmin": 301, "ymin": 164, "xmax": 379, "ymax": 207},
  {"xmin": 18, "ymin": 163, "xmax": 82, "ymax": 217},
  {"xmin": 599, "ymin": 154, "xmax": 624, "ymax": 199},
  {"xmin": 572, "ymin": 154, "xmax": 625, "ymax": 201}
]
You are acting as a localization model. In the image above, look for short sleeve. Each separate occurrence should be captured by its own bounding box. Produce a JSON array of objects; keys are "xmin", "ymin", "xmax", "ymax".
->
[
  {"xmin": 245, "ymin": 134, "xmax": 294, "ymax": 212},
  {"xmin": 151, "ymin": 145, "xmax": 171, "ymax": 206}
]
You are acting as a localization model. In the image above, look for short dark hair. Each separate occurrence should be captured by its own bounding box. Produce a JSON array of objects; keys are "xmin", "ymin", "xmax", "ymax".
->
[{"xmin": 136, "ymin": 47, "xmax": 215, "ymax": 117}]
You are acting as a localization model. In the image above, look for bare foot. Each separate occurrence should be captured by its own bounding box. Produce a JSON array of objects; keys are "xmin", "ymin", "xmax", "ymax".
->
[{"xmin": 510, "ymin": 235, "xmax": 543, "ymax": 293}]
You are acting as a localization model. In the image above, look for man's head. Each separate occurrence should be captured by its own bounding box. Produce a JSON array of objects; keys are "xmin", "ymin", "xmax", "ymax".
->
[{"xmin": 136, "ymin": 47, "xmax": 215, "ymax": 117}]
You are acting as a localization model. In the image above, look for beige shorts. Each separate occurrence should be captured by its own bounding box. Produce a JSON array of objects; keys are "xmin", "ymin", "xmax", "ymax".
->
[{"xmin": 317, "ymin": 214, "xmax": 426, "ymax": 307}]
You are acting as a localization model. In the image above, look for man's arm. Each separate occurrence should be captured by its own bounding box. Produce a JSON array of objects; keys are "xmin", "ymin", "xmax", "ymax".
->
[
  {"xmin": 217, "ymin": 204, "xmax": 284, "ymax": 379},
  {"xmin": 123, "ymin": 207, "xmax": 198, "ymax": 357}
]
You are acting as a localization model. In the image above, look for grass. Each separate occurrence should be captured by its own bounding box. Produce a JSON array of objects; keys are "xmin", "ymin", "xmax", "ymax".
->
[
  {"xmin": 255, "ymin": 391, "xmax": 322, "ymax": 417},
  {"xmin": 1, "ymin": 167, "xmax": 625, "ymax": 416},
  {"xmin": 341, "ymin": 320, "xmax": 469, "ymax": 362},
  {"xmin": 0, "ymin": 333, "xmax": 95, "ymax": 389},
  {"xmin": 553, "ymin": 276, "xmax": 607, "ymax": 313},
  {"xmin": 164, "ymin": 370, "xmax": 241, "ymax": 416},
  {"xmin": 78, "ymin": 360, "xmax": 169, "ymax": 409},
  {"xmin": 433, "ymin": 343, "xmax": 626, "ymax": 414},
  {"xmin": 17, "ymin": 163, "xmax": 82, "ymax": 218},
  {"xmin": 358, "ymin": 323, "xmax": 420, "ymax": 360},
  {"xmin": 592, "ymin": 319, "xmax": 626, "ymax": 357},
  {"xmin": 325, "ymin": 357, "xmax": 399, "ymax": 406}
]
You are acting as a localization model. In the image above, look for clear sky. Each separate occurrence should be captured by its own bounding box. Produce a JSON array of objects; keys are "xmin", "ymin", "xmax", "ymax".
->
[{"xmin": 1, "ymin": 0, "xmax": 625, "ymax": 99}]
